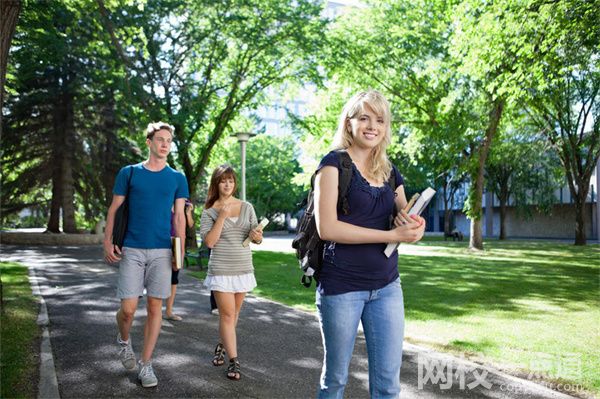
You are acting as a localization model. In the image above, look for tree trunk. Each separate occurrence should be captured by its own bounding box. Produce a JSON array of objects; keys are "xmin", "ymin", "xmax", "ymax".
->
[
  {"xmin": 470, "ymin": 218, "xmax": 483, "ymax": 249},
  {"xmin": 47, "ymin": 82, "xmax": 78, "ymax": 233},
  {"xmin": 101, "ymin": 95, "xmax": 118, "ymax": 207},
  {"xmin": 444, "ymin": 209, "xmax": 452, "ymax": 235},
  {"xmin": 59, "ymin": 90, "xmax": 77, "ymax": 233},
  {"xmin": 0, "ymin": 0, "xmax": 21, "ymax": 110},
  {"xmin": 47, "ymin": 102, "xmax": 63, "ymax": 233},
  {"xmin": 574, "ymin": 199, "xmax": 586, "ymax": 245},
  {"xmin": 572, "ymin": 182, "xmax": 589, "ymax": 245},
  {"xmin": 47, "ymin": 168, "xmax": 62, "ymax": 232},
  {"xmin": 469, "ymin": 98, "xmax": 505, "ymax": 250},
  {"xmin": 469, "ymin": 163, "xmax": 486, "ymax": 249},
  {"xmin": 499, "ymin": 199, "xmax": 507, "ymax": 240}
]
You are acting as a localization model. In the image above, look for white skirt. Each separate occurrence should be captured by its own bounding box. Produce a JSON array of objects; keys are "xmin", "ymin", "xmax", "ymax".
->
[{"xmin": 203, "ymin": 273, "xmax": 257, "ymax": 293}]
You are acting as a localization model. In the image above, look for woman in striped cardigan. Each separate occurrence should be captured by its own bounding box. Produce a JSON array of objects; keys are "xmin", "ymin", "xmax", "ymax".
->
[{"xmin": 200, "ymin": 165, "xmax": 263, "ymax": 381}]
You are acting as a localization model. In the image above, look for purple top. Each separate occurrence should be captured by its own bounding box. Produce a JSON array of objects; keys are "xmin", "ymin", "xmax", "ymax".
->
[
  {"xmin": 316, "ymin": 151, "xmax": 404, "ymax": 296},
  {"xmin": 170, "ymin": 212, "xmax": 176, "ymax": 237}
]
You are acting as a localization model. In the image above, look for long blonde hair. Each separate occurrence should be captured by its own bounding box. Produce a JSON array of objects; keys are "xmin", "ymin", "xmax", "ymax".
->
[{"xmin": 331, "ymin": 90, "xmax": 392, "ymax": 182}]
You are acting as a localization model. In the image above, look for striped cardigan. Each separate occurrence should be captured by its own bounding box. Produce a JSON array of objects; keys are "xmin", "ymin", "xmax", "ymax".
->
[{"xmin": 200, "ymin": 201, "xmax": 258, "ymax": 276}]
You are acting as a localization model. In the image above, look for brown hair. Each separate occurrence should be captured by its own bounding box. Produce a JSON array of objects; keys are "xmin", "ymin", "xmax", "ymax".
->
[
  {"xmin": 204, "ymin": 165, "xmax": 237, "ymax": 209},
  {"xmin": 146, "ymin": 121, "xmax": 174, "ymax": 140}
]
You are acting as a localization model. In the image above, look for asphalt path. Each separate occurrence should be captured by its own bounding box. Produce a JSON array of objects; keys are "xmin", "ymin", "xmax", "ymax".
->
[{"xmin": 1, "ymin": 244, "xmax": 575, "ymax": 399}]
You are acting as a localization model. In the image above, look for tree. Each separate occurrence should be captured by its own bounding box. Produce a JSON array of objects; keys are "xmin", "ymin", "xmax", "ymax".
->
[
  {"xmin": 449, "ymin": 0, "xmax": 529, "ymax": 250},
  {"xmin": 325, "ymin": 0, "xmax": 497, "ymax": 247},
  {"xmin": 2, "ymin": 0, "xmax": 140, "ymax": 230},
  {"xmin": 210, "ymin": 134, "xmax": 304, "ymax": 223},
  {"xmin": 96, "ymin": 0, "xmax": 326, "ymax": 201},
  {"xmin": 455, "ymin": 0, "xmax": 599, "ymax": 246},
  {"xmin": 0, "ymin": 0, "xmax": 21, "ymax": 112},
  {"xmin": 486, "ymin": 132, "xmax": 563, "ymax": 239},
  {"xmin": 520, "ymin": 1, "xmax": 600, "ymax": 245},
  {"xmin": 3, "ymin": 1, "xmax": 82, "ymax": 232},
  {"xmin": 289, "ymin": 83, "xmax": 351, "ymax": 184}
]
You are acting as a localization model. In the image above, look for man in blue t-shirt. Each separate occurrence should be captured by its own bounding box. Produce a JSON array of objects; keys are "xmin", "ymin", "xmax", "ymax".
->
[{"xmin": 103, "ymin": 122, "xmax": 189, "ymax": 388}]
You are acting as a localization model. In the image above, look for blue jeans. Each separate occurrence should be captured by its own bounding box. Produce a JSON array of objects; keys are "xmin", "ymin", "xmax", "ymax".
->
[{"xmin": 316, "ymin": 278, "xmax": 404, "ymax": 399}]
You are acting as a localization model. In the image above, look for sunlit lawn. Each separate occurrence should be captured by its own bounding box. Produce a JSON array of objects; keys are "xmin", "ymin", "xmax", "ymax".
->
[
  {"xmin": 189, "ymin": 239, "xmax": 599, "ymax": 395},
  {"xmin": 0, "ymin": 261, "xmax": 40, "ymax": 399},
  {"xmin": 396, "ymin": 239, "xmax": 599, "ymax": 396}
]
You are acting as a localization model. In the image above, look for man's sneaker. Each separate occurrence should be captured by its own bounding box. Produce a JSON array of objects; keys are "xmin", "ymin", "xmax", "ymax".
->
[
  {"xmin": 211, "ymin": 308, "xmax": 219, "ymax": 316},
  {"xmin": 117, "ymin": 334, "xmax": 136, "ymax": 370},
  {"xmin": 138, "ymin": 360, "xmax": 158, "ymax": 388}
]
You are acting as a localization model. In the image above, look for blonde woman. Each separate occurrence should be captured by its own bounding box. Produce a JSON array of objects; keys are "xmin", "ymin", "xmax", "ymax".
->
[
  {"xmin": 313, "ymin": 90, "xmax": 426, "ymax": 398},
  {"xmin": 200, "ymin": 165, "xmax": 263, "ymax": 380}
]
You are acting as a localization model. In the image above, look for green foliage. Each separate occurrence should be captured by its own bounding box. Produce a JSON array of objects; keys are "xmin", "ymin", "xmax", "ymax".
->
[
  {"xmin": 320, "ymin": 0, "xmax": 484, "ymax": 197},
  {"xmin": 3, "ymin": 0, "xmax": 327, "ymax": 228},
  {"xmin": 98, "ymin": 0, "xmax": 328, "ymax": 201},
  {"xmin": 3, "ymin": 0, "xmax": 597, "ymax": 243},
  {"xmin": 205, "ymin": 134, "xmax": 305, "ymax": 223},
  {"xmin": 2, "ymin": 0, "xmax": 142, "ymax": 228},
  {"xmin": 0, "ymin": 262, "xmax": 41, "ymax": 399},
  {"xmin": 246, "ymin": 135, "xmax": 305, "ymax": 220},
  {"xmin": 486, "ymin": 120, "xmax": 564, "ymax": 219},
  {"xmin": 289, "ymin": 82, "xmax": 350, "ymax": 185},
  {"xmin": 517, "ymin": 0, "xmax": 599, "ymax": 243}
]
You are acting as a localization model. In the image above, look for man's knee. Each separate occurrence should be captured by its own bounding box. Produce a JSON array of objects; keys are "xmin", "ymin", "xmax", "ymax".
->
[
  {"xmin": 146, "ymin": 297, "xmax": 164, "ymax": 317},
  {"xmin": 119, "ymin": 306, "xmax": 136, "ymax": 322}
]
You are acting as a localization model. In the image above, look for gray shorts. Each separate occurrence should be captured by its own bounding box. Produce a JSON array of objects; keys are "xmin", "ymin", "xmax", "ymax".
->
[{"xmin": 117, "ymin": 247, "xmax": 172, "ymax": 299}]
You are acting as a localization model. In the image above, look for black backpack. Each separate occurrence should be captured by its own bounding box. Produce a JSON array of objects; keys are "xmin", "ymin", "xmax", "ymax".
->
[{"xmin": 291, "ymin": 151, "xmax": 396, "ymax": 288}]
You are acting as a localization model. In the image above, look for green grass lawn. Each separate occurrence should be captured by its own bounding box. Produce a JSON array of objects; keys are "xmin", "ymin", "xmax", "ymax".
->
[
  {"xmin": 0, "ymin": 261, "xmax": 41, "ymax": 399},
  {"xmin": 225, "ymin": 240, "xmax": 598, "ymax": 396},
  {"xmin": 397, "ymin": 240, "xmax": 599, "ymax": 396}
]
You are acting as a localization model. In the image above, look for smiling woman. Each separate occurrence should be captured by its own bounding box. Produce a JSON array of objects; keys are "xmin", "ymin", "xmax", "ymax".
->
[{"xmin": 310, "ymin": 90, "xmax": 427, "ymax": 398}]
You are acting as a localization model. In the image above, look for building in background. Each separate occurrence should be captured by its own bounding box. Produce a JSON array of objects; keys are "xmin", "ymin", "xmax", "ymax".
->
[{"xmin": 428, "ymin": 164, "xmax": 599, "ymax": 240}]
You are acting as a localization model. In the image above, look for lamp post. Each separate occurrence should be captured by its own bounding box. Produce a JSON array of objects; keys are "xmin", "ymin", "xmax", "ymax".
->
[{"xmin": 231, "ymin": 132, "xmax": 256, "ymax": 201}]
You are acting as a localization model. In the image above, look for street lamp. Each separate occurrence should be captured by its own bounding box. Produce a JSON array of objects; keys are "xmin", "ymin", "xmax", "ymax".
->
[{"xmin": 231, "ymin": 132, "xmax": 256, "ymax": 201}]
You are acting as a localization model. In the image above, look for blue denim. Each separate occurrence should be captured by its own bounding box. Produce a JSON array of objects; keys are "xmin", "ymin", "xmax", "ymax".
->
[{"xmin": 316, "ymin": 278, "xmax": 404, "ymax": 399}]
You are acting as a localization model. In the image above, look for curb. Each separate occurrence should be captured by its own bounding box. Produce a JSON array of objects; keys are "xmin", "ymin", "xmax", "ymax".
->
[
  {"xmin": 402, "ymin": 343, "xmax": 577, "ymax": 399},
  {"xmin": 1, "ymin": 232, "xmax": 103, "ymax": 246},
  {"xmin": 28, "ymin": 267, "xmax": 60, "ymax": 399}
]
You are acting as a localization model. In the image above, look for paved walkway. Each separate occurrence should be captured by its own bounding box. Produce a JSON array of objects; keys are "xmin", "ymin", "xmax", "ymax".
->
[{"xmin": 1, "ymin": 244, "xmax": 575, "ymax": 399}]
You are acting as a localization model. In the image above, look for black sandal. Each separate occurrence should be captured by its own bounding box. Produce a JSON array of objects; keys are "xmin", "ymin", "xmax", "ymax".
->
[
  {"xmin": 212, "ymin": 343, "xmax": 226, "ymax": 366},
  {"xmin": 227, "ymin": 357, "xmax": 241, "ymax": 380}
]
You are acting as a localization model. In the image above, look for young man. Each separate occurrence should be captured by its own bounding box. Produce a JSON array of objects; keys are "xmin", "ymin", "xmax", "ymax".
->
[{"xmin": 103, "ymin": 122, "xmax": 188, "ymax": 388}]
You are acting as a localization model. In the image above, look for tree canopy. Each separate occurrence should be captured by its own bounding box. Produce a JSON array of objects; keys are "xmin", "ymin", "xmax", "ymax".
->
[{"xmin": 2, "ymin": 0, "xmax": 597, "ymax": 245}]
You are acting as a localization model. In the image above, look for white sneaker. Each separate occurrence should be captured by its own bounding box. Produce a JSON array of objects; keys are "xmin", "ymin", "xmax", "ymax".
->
[
  {"xmin": 211, "ymin": 308, "xmax": 219, "ymax": 316},
  {"xmin": 138, "ymin": 360, "xmax": 158, "ymax": 388},
  {"xmin": 117, "ymin": 334, "xmax": 136, "ymax": 370}
]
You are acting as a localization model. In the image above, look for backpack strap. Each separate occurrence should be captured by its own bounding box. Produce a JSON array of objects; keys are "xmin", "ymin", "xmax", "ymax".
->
[
  {"xmin": 336, "ymin": 151, "xmax": 353, "ymax": 215},
  {"xmin": 388, "ymin": 165, "xmax": 397, "ymax": 192},
  {"xmin": 125, "ymin": 165, "xmax": 134, "ymax": 197}
]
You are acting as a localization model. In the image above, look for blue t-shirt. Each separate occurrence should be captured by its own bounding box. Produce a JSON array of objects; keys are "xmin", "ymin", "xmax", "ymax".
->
[
  {"xmin": 113, "ymin": 163, "xmax": 189, "ymax": 249},
  {"xmin": 316, "ymin": 151, "xmax": 404, "ymax": 296}
]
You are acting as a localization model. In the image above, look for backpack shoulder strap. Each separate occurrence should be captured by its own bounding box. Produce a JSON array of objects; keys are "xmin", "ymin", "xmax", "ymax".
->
[
  {"xmin": 336, "ymin": 151, "xmax": 353, "ymax": 215},
  {"xmin": 388, "ymin": 165, "xmax": 397, "ymax": 191},
  {"xmin": 125, "ymin": 164, "xmax": 134, "ymax": 197}
]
